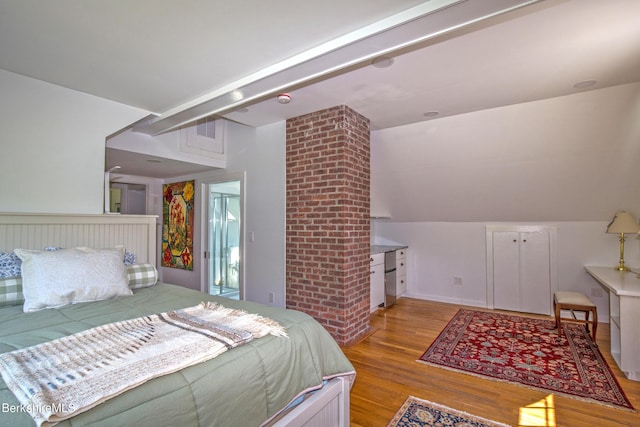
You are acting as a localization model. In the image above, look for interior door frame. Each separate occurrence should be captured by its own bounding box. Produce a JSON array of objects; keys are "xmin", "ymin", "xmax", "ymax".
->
[
  {"xmin": 200, "ymin": 171, "xmax": 246, "ymax": 299},
  {"xmin": 485, "ymin": 224, "xmax": 558, "ymax": 311},
  {"xmin": 110, "ymin": 182, "xmax": 149, "ymax": 214}
]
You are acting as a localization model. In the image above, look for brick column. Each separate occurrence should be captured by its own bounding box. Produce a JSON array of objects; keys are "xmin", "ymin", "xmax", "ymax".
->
[{"xmin": 285, "ymin": 105, "xmax": 370, "ymax": 346}]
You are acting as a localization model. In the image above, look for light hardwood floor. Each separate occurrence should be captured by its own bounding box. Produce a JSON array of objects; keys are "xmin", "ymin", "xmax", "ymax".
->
[{"xmin": 342, "ymin": 297, "xmax": 640, "ymax": 427}]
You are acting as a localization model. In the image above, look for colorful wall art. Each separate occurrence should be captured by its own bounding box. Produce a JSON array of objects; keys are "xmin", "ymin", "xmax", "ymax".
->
[{"xmin": 162, "ymin": 180, "xmax": 194, "ymax": 270}]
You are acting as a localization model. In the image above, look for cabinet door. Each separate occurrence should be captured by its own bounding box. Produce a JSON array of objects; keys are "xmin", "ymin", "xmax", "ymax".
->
[
  {"xmin": 493, "ymin": 230, "xmax": 551, "ymax": 315},
  {"xmin": 370, "ymin": 263, "xmax": 385, "ymax": 311},
  {"xmin": 519, "ymin": 231, "xmax": 551, "ymax": 314},
  {"xmin": 493, "ymin": 231, "xmax": 521, "ymax": 312}
]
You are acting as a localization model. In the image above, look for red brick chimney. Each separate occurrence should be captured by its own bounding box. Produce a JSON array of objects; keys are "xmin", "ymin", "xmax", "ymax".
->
[{"xmin": 285, "ymin": 105, "xmax": 371, "ymax": 346}]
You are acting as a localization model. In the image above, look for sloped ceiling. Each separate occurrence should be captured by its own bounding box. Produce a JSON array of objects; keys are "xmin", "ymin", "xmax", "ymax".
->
[
  {"xmin": 2, "ymin": 0, "xmax": 640, "ymax": 184},
  {"xmin": 0, "ymin": 0, "xmax": 431, "ymax": 115},
  {"xmin": 4, "ymin": 0, "xmax": 639, "ymax": 133},
  {"xmin": 371, "ymin": 82, "xmax": 640, "ymax": 222}
]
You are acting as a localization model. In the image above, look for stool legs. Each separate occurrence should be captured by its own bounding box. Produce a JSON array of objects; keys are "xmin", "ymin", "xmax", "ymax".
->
[
  {"xmin": 554, "ymin": 298, "xmax": 598, "ymax": 343},
  {"xmin": 589, "ymin": 308, "xmax": 598, "ymax": 341},
  {"xmin": 554, "ymin": 298, "xmax": 562, "ymax": 336}
]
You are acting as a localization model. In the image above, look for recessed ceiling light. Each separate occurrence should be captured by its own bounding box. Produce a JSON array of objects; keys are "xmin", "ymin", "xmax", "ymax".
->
[
  {"xmin": 230, "ymin": 90, "xmax": 244, "ymax": 101},
  {"xmin": 423, "ymin": 111, "xmax": 439, "ymax": 118},
  {"xmin": 371, "ymin": 56, "xmax": 394, "ymax": 68},
  {"xmin": 573, "ymin": 80, "xmax": 597, "ymax": 89}
]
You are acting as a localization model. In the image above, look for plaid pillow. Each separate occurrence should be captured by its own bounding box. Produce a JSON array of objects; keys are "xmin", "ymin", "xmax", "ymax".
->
[
  {"xmin": 0, "ymin": 276, "xmax": 24, "ymax": 307},
  {"xmin": 127, "ymin": 263, "xmax": 158, "ymax": 289}
]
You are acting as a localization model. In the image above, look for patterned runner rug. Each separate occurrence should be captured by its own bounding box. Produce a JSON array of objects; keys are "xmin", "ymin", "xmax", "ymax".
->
[
  {"xmin": 418, "ymin": 308, "xmax": 634, "ymax": 411},
  {"xmin": 387, "ymin": 396, "xmax": 511, "ymax": 427}
]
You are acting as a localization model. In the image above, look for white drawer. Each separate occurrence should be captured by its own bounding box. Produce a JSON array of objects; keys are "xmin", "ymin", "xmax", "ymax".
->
[
  {"xmin": 396, "ymin": 249, "xmax": 407, "ymax": 274},
  {"xmin": 397, "ymin": 274, "xmax": 407, "ymax": 295},
  {"xmin": 370, "ymin": 252, "xmax": 384, "ymax": 266},
  {"xmin": 396, "ymin": 258, "xmax": 407, "ymax": 276}
]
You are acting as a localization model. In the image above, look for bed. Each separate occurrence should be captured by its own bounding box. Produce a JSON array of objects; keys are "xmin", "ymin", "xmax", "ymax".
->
[{"xmin": 0, "ymin": 213, "xmax": 355, "ymax": 427}]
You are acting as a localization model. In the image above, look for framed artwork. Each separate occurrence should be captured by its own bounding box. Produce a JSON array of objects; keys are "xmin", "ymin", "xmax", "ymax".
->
[{"xmin": 162, "ymin": 180, "xmax": 194, "ymax": 270}]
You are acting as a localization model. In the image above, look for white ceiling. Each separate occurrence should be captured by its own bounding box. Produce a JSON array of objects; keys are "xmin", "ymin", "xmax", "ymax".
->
[{"xmin": 2, "ymin": 0, "xmax": 640, "ymax": 178}]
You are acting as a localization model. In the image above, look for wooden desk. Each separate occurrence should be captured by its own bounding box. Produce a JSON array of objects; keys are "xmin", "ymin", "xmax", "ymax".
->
[{"xmin": 586, "ymin": 266, "xmax": 640, "ymax": 381}]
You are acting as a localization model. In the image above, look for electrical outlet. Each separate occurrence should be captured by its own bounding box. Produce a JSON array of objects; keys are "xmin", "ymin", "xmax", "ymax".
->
[
  {"xmin": 453, "ymin": 276, "xmax": 463, "ymax": 285},
  {"xmin": 590, "ymin": 288, "xmax": 603, "ymax": 298}
]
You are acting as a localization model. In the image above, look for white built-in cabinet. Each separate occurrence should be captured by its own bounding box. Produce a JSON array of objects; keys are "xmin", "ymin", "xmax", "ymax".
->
[
  {"xmin": 486, "ymin": 225, "xmax": 557, "ymax": 315},
  {"xmin": 370, "ymin": 253, "xmax": 385, "ymax": 312},
  {"xmin": 396, "ymin": 248, "xmax": 407, "ymax": 296}
]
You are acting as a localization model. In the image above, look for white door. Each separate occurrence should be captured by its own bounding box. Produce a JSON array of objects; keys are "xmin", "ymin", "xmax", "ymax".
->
[
  {"xmin": 519, "ymin": 231, "xmax": 551, "ymax": 314},
  {"xmin": 493, "ymin": 231, "xmax": 521, "ymax": 312}
]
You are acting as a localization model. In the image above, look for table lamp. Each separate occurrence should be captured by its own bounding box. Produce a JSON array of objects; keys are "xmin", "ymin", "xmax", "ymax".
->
[{"xmin": 606, "ymin": 211, "xmax": 640, "ymax": 271}]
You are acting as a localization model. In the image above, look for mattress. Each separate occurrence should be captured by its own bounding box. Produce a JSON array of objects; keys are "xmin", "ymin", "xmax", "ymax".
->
[{"xmin": 0, "ymin": 282, "xmax": 355, "ymax": 426}]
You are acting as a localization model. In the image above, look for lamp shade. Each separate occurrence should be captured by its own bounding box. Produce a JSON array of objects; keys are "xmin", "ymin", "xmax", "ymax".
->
[{"xmin": 606, "ymin": 211, "xmax": 640, "ymax": 234}]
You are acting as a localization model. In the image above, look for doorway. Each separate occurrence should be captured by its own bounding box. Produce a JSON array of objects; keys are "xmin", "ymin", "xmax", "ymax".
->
[
  {"xmin": 110, "ymin": 183, "xmax": 147, "ymax": 214},
  {"xmin": 206, "ymin": 179, "xmax": 242, "ymax": 299}
]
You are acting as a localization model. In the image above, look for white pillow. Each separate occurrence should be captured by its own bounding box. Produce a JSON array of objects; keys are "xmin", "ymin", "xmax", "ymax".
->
[{"xmin": 14, "ymin": 247, "xmax": 132, "ymax": 312}]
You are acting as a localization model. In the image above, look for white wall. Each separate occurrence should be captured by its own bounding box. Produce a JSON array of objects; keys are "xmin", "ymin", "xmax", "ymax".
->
[
  {"xmin": 374, "ymin": 220, "xmax": 640, "ymax": 322},
  {"xmin": 5, "ymin": 67, "xmax": 638, "ymax": 319},
  {"xmin": 227, "ymin": 121, "xmax": 286, "ymax": 306},
  {"xmin": 0, "ymin": 70, "xmax": 148, "ymax": 213},
  {"xmin": 140, "ymin": 121, "xmax": 287, "ymax": 306},
  {"xmin": 371, "ymin": 83, "xmax": 640, "ymax": 221},
  {"xmin": 371, "ymin": 83, "xmax": 640, "ymax": 322},
  {"xmin": 107, "ymin": 126, "xmax": 225, "ymax": 169}
]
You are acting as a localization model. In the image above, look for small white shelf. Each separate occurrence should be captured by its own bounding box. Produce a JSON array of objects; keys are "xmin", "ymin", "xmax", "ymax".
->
[
  {"xmin": 586, "ymin": 266, "xmax": 640, "ymax": 381},
  {"xmin": 610, "ymin": 315, "xmax": 621, "ymax": 328}
]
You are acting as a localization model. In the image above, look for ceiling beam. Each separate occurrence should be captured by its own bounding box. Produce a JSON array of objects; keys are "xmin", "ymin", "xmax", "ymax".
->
[{"xmin": 133, "ymin": 0, "xmax": 542, "ymax": 135}]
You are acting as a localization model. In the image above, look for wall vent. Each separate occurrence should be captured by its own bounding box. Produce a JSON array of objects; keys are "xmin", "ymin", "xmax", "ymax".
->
[
  {"xmin": 196, "ymin": 117, "xmax": 216, "ymax": 139},
  {"xmin": 179, "ymin": 118, "xmax": 226, "ymax": 160}
]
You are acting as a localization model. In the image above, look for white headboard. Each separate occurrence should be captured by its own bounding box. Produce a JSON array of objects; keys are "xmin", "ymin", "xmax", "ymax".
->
[{"xmin": 0, "ymin": 213, "xmax": 158, "ymax": 266}]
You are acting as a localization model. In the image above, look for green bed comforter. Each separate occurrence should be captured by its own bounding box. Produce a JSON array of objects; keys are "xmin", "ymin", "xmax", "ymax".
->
[{"xmin": 0, "ymin": 283, "xmax": 355, "ymax": 427}]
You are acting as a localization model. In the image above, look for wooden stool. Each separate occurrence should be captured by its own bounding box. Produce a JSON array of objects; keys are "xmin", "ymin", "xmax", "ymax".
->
[{"xmin": 554, "ymin": 291, "xmax": 598, "ymax": 342}]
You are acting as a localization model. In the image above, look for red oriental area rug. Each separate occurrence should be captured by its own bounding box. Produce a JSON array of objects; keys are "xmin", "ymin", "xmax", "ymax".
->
[{"xmin": 418, "ymin": 309, "xmax": 634, "ymax": 411}]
